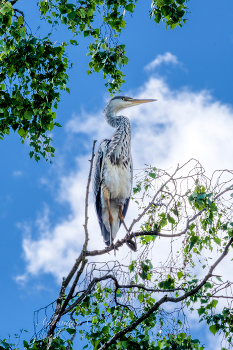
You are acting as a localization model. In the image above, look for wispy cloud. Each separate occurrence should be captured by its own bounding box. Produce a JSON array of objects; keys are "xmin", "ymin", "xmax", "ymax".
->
[
  {"xmin": 144, "ymin": 52, "xmax": 180, "ymax": 71},
  {"xmin": 13, "ymin": 170, "xmax": 23, "ymax": 177}
]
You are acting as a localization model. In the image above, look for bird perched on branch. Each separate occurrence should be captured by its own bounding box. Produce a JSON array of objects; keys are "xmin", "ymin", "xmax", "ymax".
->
[{"xmin": 93, "ymin": 96, "xmax": 156, "ymax": 251}]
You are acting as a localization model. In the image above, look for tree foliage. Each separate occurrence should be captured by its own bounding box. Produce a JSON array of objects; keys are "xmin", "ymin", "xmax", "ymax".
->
[{"xmin": 0, "ymin": 0, "xmax": 189, "ymax": 160}]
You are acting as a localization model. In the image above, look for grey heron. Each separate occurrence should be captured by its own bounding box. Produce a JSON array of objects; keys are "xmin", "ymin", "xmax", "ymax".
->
[{"xmin": 93, "ymin": 96, "xmax": 156, "ymax": 251}]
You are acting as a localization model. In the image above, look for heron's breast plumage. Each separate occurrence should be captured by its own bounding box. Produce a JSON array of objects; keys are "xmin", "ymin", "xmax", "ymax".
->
[
  {"xmin": 103, "ymin": 158, "xmax": 132, "ymax": 203},
  {"xmin": 103, "ymin": 118, "xmax": 132, "ymax": 203}
]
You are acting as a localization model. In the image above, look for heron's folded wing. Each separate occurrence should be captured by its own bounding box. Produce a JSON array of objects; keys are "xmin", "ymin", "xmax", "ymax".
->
[
  {"xmin": 122, "ymin": 159, "xmax": 133, "ymax": 219},
  {"xmin": 93, "ymin": 139, "xmax": 111, "ymax": 245}
]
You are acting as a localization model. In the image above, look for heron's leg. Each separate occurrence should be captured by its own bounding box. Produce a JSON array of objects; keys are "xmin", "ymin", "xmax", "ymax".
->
[
  {"xmin": 103, "ymin": 185, "xmax": 113, "ymax": 244},
  {"xmin": 119, "ymin": 205, "xmax": 137, "ymax": 252},
  {"xmin": 107, "ymin": 197, "xmax": 114, "ymax": 244},
  {"xmin": 118, "ymin": 205, "xmax": 129, "ymax": 233}
]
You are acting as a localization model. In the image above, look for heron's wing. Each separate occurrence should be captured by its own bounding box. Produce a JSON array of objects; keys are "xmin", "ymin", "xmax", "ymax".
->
[
  {"xmin": 93, "ymin": 139, "xmax": 111, "ymax": 245},
  {"xmin": 122, "ymin": 157, "xmax": 133, "ymax": 219},
  {"xmin": 93, "ymin": 139, "xmax": 108, "ymax": 198},
  {"xmin": 122, "ymin": 160, "xmax": 137, "ymax": 251}
]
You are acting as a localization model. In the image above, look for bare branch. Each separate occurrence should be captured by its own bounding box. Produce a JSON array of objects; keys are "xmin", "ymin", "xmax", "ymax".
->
[
  {"xmin": 210, "ymin": 295, "xmax": 233, "ymax": 299},
  {"xmin": 214, "ymin": 184, "xmax": 233, "ymax": 200},
  {"xmin": 116, "ymin": 283, "xmax": 185, "ymax": 293},
  {"xmin": 9, "ymin": 0, "xmax": 19, "ymax": 4},
  {"xmin": 14, "ymin": 7, "xmax": 24, "ymax": 15},
  {"xmin": 47, "ymin": 141, "xmax": 97, "ymax": 337},
  {"xmin": 84, "ymin": 140, "xmax": 97, "ymax": 249}
]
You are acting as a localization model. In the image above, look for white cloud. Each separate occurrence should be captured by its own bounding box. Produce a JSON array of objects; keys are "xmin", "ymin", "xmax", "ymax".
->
[
  {"xmin": 13, "ymin": 170, "xmax": 23, "ymax": 177},
  {"xmin": 144, "ymin": 52, "xmax": 180, "ymax": 71},
  {"xmin": 18, "ymin": 73, "xmax": 233, "ymax": 286}
]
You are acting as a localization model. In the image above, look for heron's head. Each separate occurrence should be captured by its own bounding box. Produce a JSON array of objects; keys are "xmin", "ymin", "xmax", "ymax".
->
[{"xmin": 104, "ymin": 96, "xmax": 157, "ymax": 115}]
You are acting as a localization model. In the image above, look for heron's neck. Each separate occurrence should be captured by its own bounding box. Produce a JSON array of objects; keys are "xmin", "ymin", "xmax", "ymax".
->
[
  {"xmin": 104, "ymin": 105, "xmax": 131, "ymax": 160},
  {"xmin": 104, "ymin": 104, "xmax": 123, "ymax": 128}
]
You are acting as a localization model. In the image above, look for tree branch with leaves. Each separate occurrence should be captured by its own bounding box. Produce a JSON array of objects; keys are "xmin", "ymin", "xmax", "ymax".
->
[
  {"xmin": 0, "ymin": 0, "xmax": 190, "ymax": 161},
  {"xmin": 10, "ymin": 151, "xmax": 232, "ymax": 350}
]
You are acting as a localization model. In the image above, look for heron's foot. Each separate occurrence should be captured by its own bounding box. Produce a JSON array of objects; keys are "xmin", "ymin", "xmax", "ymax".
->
[
  {"xmin": 109, "ymin": 241, "xmax": 117, "ymax": 249},
  {"xmin": 124, "ymin": 232, "xmax": 137, "ymax": 252},
  {"xmin": 105, "ymin": 246, "xmax": 111, "ymax": 254},
  {"xmin": 125, "ymin": 238, "xmax": 137, "ymax": 252},
  {"xmin": 109, "ymin": 242, "xmax": 118, "ymax": 256}
]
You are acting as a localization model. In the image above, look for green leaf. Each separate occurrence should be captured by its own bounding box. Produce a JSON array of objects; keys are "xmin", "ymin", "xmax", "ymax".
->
[
  {"xmin": 189, "ymin": 236, "xmax": 199, "ymax": 251},
  {"xmin": 154, "ymin": 12, "xmax": 161, "ymax": 23},
  {"xmin": 197, "ymin": 193, "xmax": 206, "ymax": 200},
  {"xmin": 18, "ymin": 129, "xmax": 27, "ymax": 137},
  {"xmin": 197, "ymin": 307, "xmax": 205, "ymax": 316},
  {"xmin": 216, "ymin": 276, "xmax": 223, "ymax": 282},
  {"xmin": 167, "ymin": 214, "xmax": 176, "ymax": 225},
  {"xmin": 144, "ymin": 235, "xmax": 153, "ymax": 243},
  {"xmin": 129, "ymin": 261, "xmax": 136, "ymax": 272},
  {"xmin": 129, "ymin": 311, "xmax": 134, "ymax": 320},
  {"xmin": 23, "ymin": 341, "xmax": 29, "ymax": 348},
  {"xmin": 148, "ymin": 172, "xmax": 156, "ymax": 179},
  {"xmin": 18, "ymin": 16, "xmax": 24, "ymax": 25},
  {"xmin": 177, "ymin": 271, "xmax": 183, "ymax": 280},
  {"xmin": 209, "ymin": 325, "xmax": 218, "ymax": 335},
  {"xmin": 102, "ymin": 326, "xmax": 109, "ymax": 334},
  {"xmin": 70, "ymin": 39, "xmax": 78, "ymax": 45},
  {"xmin": 138, "ymin": 293, "xmax": 143, "ymax": 303},
  {"xmin": 125, "ymin": 3, "xmax": 134, "ymax": 12},
  {"xmin": 213, "ymin": 237, "xmax": 221, "ymax": 245},
  {"xmin": 66, "ymin": 328, "xmax": 76, "ymax": 335},
  {"xmin": 24, "ymin": 111, "xmax": 33, "ymax": 120}
]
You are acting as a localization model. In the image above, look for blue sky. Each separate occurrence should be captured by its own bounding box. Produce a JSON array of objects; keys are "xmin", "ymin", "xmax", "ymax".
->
[{"xmin": 1, "ymin": 0, "xmax": 233, "ymax": 348}]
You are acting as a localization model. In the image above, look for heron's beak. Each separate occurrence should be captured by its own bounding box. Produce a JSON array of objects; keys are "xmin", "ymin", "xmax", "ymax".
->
[{"xmin": 129, "ymin": 98, "xmax": 157, "ymax": 105}]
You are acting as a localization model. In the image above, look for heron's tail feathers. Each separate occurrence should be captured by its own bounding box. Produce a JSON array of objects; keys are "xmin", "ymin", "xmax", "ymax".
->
[{"xmin": 100, "ymin": 221, "xmax": 111, "ymax": 246}]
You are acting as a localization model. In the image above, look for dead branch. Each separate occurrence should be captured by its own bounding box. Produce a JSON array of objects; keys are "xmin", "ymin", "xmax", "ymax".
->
[{"xmin": 47, "ymin": 141, "xmax": 97, "ymax": 337}]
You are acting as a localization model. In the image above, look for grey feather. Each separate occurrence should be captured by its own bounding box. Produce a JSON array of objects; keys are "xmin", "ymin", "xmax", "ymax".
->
[{"xmin": 93, "ymin": 139, "xmax": 111, "ymax": 245}]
